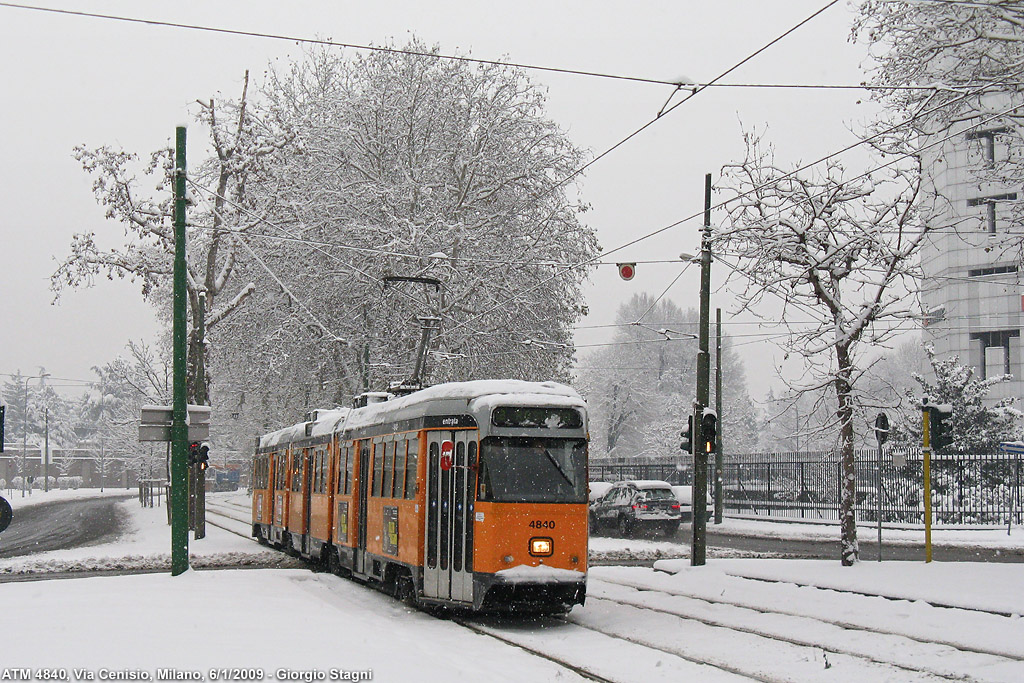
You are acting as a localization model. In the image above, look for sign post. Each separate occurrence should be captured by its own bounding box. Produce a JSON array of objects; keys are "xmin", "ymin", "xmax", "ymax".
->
[
  {"xmin": 874, "ymin": 412, "xmax": 889, "ymax": 561},
  {"xmin": 171, "ymin": 125, "xmax": 189, "ymax": 576}
]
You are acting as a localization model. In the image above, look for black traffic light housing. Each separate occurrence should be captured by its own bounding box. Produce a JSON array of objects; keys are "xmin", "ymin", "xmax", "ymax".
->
[
  {"xmin": 929, "ymin": 404, "xmax": 952, "ymax": 451},
  {"xmin": 680, "ymin": 415, "xmax": 693, "ymax": 454},
  {"xmin": 701, "ymin": 410, "xmax": 718, "ymax": 454},
  {"xmin": 189, "ymin": 441, "xmax": 211, "ymax": 470}
]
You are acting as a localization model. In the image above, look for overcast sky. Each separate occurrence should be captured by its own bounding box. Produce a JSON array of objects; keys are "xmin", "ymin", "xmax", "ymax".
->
[{"xmin": 0, "ymin": 0, "xmax": 885, "ymax": 401}]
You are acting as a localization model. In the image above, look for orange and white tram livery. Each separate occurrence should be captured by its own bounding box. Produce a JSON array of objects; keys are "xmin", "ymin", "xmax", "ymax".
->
[{"xmin": 251, "ymin": 380, "xmax": 589, "ymax": 613}]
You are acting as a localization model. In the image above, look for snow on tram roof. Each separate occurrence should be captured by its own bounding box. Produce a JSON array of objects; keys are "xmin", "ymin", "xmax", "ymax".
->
[
  {"xmin": 343, "ymin": 379, "xmax": 583, "ymax": 431},
  {"xmin": 258, "ymin": 380, "xmax": 584, "ymax": 449}
]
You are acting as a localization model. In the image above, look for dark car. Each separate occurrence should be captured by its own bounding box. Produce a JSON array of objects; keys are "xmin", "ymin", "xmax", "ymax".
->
[{"xmin": 589, "ymin": 480, "xmax": 682, "ymax": 537}]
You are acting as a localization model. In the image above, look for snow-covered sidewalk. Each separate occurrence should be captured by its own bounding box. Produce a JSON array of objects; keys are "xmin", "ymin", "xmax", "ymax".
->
[
  {"xmin": 654, "ymin": 557, "xmax": 1024, "ymax": 616},
  {"xmin": 1, "ymin": 486, "xmax": 136, "ymax": 510},
  {"xmin": 714, "ymin": 515, "xmax": 1024, "ymax": 550},
  {"xmin": 0, "ymin": 491, "xmax": 291, "ymax": 575}
]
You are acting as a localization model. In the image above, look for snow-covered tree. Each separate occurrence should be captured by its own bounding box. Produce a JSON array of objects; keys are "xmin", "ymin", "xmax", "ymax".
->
[
  {"xmin": 81, "ymin": 342, "xmax": 173, "ymax": 483},
  {"xmin": 854, "ymin": 1, "xmax": 1024, "ymax": 229},
  {"xmin": 888, "ymin": 343, "xmax": 1020, "ymax": 453},
  {"xmin": 576, "ymin": 293, "xmax": 756, "ymax": 459},
  {"xmin": 52, "ymin": 71, "xmax": 292, "ymax": 405},
  {"xmin": 718, "ymin": 131, "xmax": 935, "ymax": 565},
  {"xmin": 760, "ymin": 387, "xmax": 838, "ymax": 453},
  {"xmin": 209, "ymin": 42, "xmax": 598, "ymax": 438}
]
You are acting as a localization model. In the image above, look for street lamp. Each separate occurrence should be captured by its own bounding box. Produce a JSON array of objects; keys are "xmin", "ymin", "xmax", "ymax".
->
[{"xmin": 20, "ymin": 372, "xmax": 50, "ymax": 497}]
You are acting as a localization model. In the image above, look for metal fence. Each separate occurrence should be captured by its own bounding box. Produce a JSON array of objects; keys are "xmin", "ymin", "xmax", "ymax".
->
[{"xmin": 590, "ymin": 451, "xmax": 1024, "ymax": 526}]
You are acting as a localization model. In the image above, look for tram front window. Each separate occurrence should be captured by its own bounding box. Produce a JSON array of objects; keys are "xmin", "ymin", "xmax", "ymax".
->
[{"xmin": 478, "ymin": 437, "xmax": 587, "ymax": 503}]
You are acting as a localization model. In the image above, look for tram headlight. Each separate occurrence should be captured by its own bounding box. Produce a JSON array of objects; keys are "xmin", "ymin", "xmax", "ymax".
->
[{"xmin": 529, "ymin": 537, "xmax": 553, "ymax": 557}]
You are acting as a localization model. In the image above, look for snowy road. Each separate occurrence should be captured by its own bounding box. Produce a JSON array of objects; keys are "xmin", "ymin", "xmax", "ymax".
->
[
  {"xmin": 3, "ymin": 494, "xmax": 1024, "ymax": 681},
  {"xmin": 0, "ymin": 494, "xmax": 133, "ymax": 558}
]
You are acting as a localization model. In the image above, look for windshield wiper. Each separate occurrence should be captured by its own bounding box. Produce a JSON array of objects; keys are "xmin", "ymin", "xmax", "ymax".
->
[{"xmin": 541, "ymin": 448, "xmax": 575, "ymax": 489}]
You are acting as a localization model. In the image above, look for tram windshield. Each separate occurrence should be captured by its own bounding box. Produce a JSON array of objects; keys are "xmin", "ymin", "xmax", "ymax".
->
[{"xmin": 477, "ymin": 437, "xmax": 587, "ymax": 503}]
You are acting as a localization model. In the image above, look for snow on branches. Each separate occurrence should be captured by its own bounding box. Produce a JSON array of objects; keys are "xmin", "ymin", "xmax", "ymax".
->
[{"xmin": 718, "ymin": 131, "xmax": 934, "ymax": 564}]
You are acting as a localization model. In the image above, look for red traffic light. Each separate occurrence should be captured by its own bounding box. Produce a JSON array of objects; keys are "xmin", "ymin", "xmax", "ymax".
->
[{"xmin": 617, "ymin": 263, "xmax": 636, "ymax": 281}]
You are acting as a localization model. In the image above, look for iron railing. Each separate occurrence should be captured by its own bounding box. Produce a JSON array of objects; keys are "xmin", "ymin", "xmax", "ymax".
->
[{"xmin": 590, "ymin": 450, "xmax": 1024, "ymax": 525}]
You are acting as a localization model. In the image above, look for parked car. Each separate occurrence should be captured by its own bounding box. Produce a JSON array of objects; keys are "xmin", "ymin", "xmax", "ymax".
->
[
  {"xmin": 671, "ymin": 485, "xmax": 715, "ymax": 523},
  {"xmin": 589, "ymin": 480, "xmax": 682, "ymax": 537},
  {"xmin": 588, "ymin": 481, "xmax": 613, "ymax": 503}
]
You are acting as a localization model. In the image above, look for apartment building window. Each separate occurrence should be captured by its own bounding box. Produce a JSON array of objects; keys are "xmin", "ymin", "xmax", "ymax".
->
[
  {"xmin": 970, "ymin": 329, "xmax": 1019, "ymax": 378},
  {"xmin": 967, "ymin": 193, "xmax": 1018, "ymax": 234},
  {"xmin": 966, "ymin": 128, "xmax": 1009, "ymax": 168},
  {"xmin": 968, "ymin": 265, "xmax": 1018, "ymax": 277}
]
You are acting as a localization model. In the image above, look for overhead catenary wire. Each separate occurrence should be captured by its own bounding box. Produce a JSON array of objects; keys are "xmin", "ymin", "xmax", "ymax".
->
[
  {"xmin": 434, "ymin": 2, "xmax": 849, "ymax": 344},
  {"xmin": 442, "ymin": 83, "xmax": 1013, "ymax": 347},
  {"xmin": 0, "ymin": 2, "xmax": 985, "ymax": 94},
  {"xmin": 597, "ymin": 99, "xmax": 1024, "ymax": 340},
  {"xmin": 545, "ymin": 0, "xmax": 844, "ymax": 201},
  {"xmin": 30, "ymin": 1, "xmax": 1016, "ymax": 363},
  {"xmin": 186, "ymin": 93, "xmax": 1024, "ymax": 361}
]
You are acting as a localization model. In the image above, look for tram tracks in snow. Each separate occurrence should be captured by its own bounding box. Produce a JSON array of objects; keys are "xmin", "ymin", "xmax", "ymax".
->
[{"xmin": 572, "ymin": 574, "xmax": 1024, "ymax": 682}]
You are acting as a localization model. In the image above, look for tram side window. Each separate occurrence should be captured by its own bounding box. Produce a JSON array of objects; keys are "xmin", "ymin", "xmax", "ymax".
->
[
  {"xmin": 313, "ymin": 451, "xmax": 323, "ymax": 494},
  {"xmin": 311, "ymin": 453, "xmax": 319, "ymax": 494},
  {"xmin": 346, "ymin": 445, "xmax": 355, "ymax": 495},
  {"xmin": 405, "ymin": 439, "xmax": 418, "ymax": 499},
  {"xmin": 381, "ymin": 440, "xmax": 393, "ymax": 498},
  {"xmin": 373, "ymin": 443, "xmax": 384, "ymax": 497},
  {"xmin": 342, "ymin": 446, "xmax": 350, "ymax": 493},
  {"xmin": 322, "ymin": 449, "xmax": 329, "ymax": 493},
  {"xmin": 292, "ymin": 455, "xmax": 302, "ymax": 492},
  {"xmin": 274, "ymin": 454, "xmax": 286, "ymax": 490},
  {"xmin": 318, "ymin": 449, "xmax": 328, "ymax": 493},
  {"xmin": 394, "ymin": 440, "xmax": 407, "ymax": 499}
]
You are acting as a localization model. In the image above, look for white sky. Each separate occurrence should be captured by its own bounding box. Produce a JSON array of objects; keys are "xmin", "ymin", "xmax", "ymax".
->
[{"xmin": 0, "ymin": 0, "xmax": 884, "ymax": 401}]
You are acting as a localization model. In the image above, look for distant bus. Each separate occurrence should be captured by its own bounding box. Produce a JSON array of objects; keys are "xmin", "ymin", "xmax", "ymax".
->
[{"xmin": 210, "ymin": 467, "xmax": 240, "ymax": 492}]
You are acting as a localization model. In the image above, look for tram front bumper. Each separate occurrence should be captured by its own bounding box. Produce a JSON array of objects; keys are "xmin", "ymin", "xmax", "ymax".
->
[{"xmin": 472, "ymin": 569, "xmax": 587, "ymax": 613}]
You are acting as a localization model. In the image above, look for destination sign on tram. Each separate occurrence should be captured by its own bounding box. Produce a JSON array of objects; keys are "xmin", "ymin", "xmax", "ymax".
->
[{"xmin": 492, "ymin": 406, "xmax": 583, "ymax": 429}]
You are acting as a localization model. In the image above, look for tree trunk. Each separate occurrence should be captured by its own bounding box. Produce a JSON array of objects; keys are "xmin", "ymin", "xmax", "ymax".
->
[{"xmin": 836, "ymin": 343, "xmax": 859, "ymax": 565}]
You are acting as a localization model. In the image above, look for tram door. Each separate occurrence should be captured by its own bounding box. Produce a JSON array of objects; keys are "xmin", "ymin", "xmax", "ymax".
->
[
  {"xmin": 354, "ymin": 441, "xmax": 371, "ymax": 575},
  {"xmin": 424, "ymin": 430, "xmax": 475, "ymax": 603},
  {"xmin": 302, "ymin": 448, "xmax": 313, "ymax": 553}
]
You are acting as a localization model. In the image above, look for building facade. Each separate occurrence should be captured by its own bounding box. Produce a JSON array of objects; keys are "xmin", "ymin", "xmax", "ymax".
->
[{"xmin": 920, "ymin": 108, "xmax": 1023, "ymax": 406}]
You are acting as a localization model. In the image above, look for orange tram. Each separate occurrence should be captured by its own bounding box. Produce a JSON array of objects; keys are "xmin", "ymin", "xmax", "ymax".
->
[{"xmin": 251, "ymin": 379, "xmax": 589, "ymax": 614}]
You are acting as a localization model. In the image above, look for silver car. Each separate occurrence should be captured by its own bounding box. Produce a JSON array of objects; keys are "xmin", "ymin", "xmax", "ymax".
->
[{"xmin": 589, "ymin": 480, "xmax": 682, "ymax": 537}]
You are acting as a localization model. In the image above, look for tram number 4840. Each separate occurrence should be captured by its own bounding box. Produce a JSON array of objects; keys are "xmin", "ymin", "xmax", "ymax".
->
[{"xmin": 528, "ymin": 520, "xmax": 556, "ymax": 529}]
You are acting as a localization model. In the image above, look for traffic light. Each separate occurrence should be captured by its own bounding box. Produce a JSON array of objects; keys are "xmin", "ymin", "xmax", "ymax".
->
[
  {"xmin": 197, "ymin": 442, "xmax": 210, "ymax": 471},
  {"xmin": 929, "ymin": 405, "xmax": 952, "ymax": 451},
  {"xmin": 188, "ymin": 441, "xmax": 211, "ymax": 470},
  {"xmin": 680, "ymin": 415, "xmax": 693, "ymax": 454},
  {"xmin": 701, "ymin": 410, "xmax": 718, "ymax": 454}
]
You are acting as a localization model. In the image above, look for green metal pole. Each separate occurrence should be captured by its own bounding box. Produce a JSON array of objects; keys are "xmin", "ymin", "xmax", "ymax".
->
[
  {"xmin": 715, "ymin": 307, "xmax": 723, "ymax": 524},
  {"xmin": 692, "ymin": 173, "xmax": 712, "ymax": 566},
  {"xmin": 922, "ymin": 407, "xmax": 932, "ymax": 563},
  {"xmin": 171, "ymin": 126, "xmax": 189, "ymax": 576},
  {"xmin": 195, "ymin": 291, "xmax": 206, "ymax": 541}
]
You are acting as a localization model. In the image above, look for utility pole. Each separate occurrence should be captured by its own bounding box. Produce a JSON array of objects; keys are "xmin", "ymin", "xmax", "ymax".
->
[
  {"xmin": 44, "ymin": 408, "xmax": 49, "ymax": 492},
  {"xmin": 170, "ymin": 125, "xmax": 190, "ymax": 576},
  {"xmin": 714, "ymin": 308, "xmax": 723, "ymax": 524},
  {"xmin": 21, "ymin": 379, "xmax": 28, "ymax": 498},
  {"xmin": 692, "ymin": 173, "xmax": 713, "ymax": 566},
  {"xmin": 194, "ymin": 291, "xmax": 207, "ymax": 540},
  {"xmin": 99, "ymin": 399, "xmax": 105, "ymax": 492}
]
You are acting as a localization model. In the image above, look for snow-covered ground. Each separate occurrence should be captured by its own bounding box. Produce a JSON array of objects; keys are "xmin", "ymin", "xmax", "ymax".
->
[
  {"xmin": 3, "ymin": 492, "xmax": 1024, "ymax": 681},
  {"xmin": 717, "ymin": 515, "xmax": 1024, "ymax": 550},
  {"xmin": 1, "ymin": 485, "xmax": 136, "ymax": 510}
]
